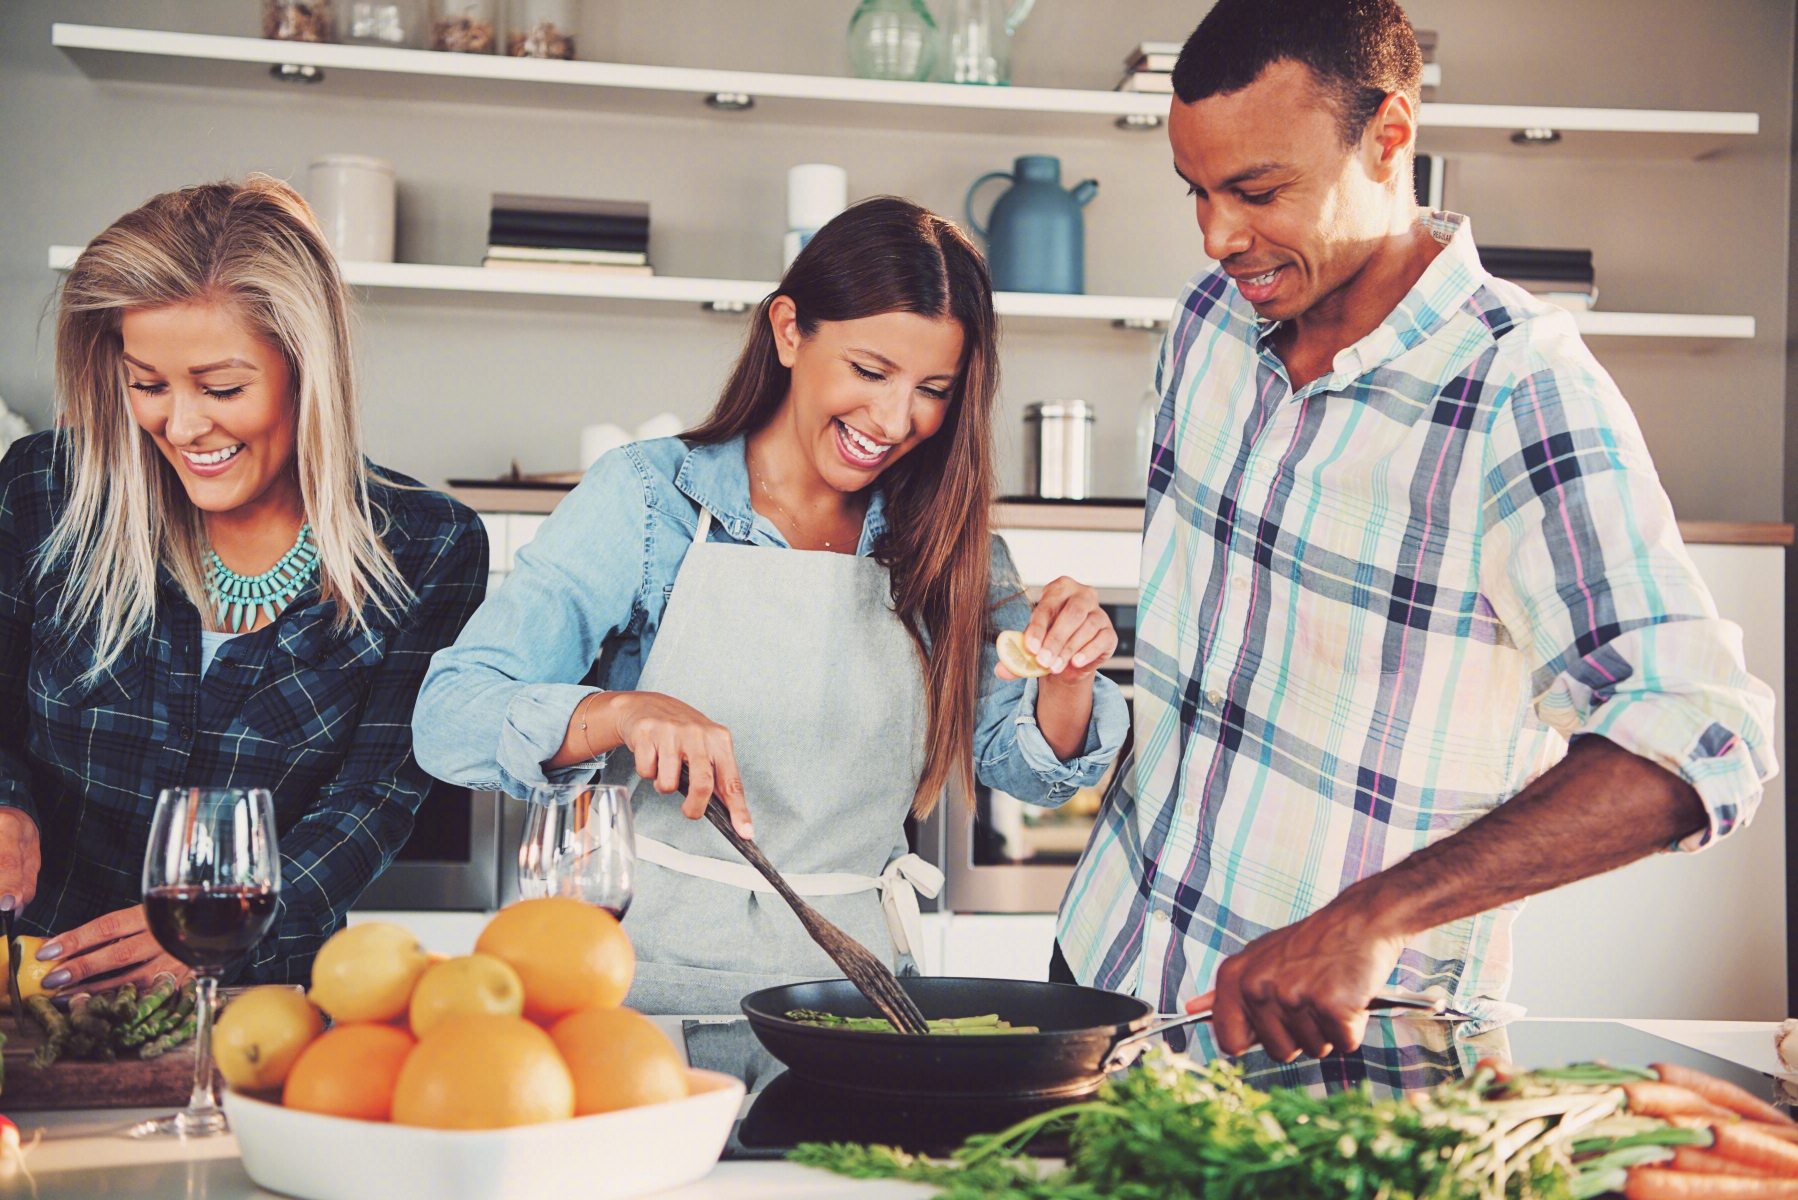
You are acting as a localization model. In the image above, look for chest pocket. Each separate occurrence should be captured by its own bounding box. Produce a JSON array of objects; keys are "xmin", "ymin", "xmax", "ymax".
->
[
  {"xmin": 238, "ymin": 608, "xmax": 387, "ymax": 751},
  {"xmin": 28, "ymin": 617, "xmax": 147, "ymax": 714}
]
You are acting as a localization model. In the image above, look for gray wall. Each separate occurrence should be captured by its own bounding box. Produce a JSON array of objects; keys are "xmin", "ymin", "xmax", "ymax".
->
[{"xmin": 1, "ymin": 0, "xmax": 1792, "ymax": 516}]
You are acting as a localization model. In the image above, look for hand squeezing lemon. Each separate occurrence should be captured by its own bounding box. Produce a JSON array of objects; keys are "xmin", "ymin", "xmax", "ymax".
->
[
  {"xmin": 996, "ymin": 630, "xmax": 1052, "ymax": 678},
  {"xmin": 995, "ymin": 577, "xmax": 1119, "ymax": 682}
]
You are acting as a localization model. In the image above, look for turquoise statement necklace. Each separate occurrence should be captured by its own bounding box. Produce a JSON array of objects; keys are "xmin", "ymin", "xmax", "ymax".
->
[{"xmin": 207, "ymin": 522, "xmax": 319, "ymax": 633}]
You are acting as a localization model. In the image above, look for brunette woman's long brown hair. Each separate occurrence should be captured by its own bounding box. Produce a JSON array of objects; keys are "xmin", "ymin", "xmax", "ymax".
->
[{"xmin": 685, "ymin": 197, "xmax": 998, "ymax": 817}]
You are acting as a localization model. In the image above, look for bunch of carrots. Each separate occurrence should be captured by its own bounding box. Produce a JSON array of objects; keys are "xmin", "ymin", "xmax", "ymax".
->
[{"xmin": 1479, "ymin": 1057, "xmax": 1798, "ymax": 1198}]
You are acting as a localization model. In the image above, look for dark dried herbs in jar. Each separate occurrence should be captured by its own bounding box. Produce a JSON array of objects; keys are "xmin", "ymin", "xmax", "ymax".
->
[
  {"xmin": 263, "ymin": 1, "xmax": 335, "ymax": 41},
  {"xmin": 431, "ymin": 15, "xmax": 495, "ymax": 52}
]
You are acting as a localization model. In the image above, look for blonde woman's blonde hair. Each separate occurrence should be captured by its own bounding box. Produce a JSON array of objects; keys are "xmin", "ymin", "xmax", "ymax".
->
[{"xmin": 46, "ymin": 174, "xmax": 411, "ymax": 676}]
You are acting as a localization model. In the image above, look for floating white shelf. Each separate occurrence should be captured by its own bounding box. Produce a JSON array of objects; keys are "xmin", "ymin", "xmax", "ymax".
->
[
  {"xmin": 45, "ymin": 246, "xmax": 1757, "ymax": 339},
  {"xmin": 52, "ymin": 24, "xmax": 1760, "ymax": 155}
]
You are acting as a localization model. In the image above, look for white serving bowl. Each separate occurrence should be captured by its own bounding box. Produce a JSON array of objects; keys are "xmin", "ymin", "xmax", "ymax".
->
[{"xmin": 224, "ymin": 1068, "xmax": 745, "ymax": 1200}]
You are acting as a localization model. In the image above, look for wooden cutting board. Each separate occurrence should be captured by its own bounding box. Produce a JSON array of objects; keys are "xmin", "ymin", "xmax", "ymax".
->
[{"xmin": 0, "ymin": 1015, "xmax": 222, "ymax": 1111}]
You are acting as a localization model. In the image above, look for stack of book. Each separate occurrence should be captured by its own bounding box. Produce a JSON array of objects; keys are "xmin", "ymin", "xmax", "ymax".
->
[
  {"xmin": 1479, "ymin": 247, "xmax": 1598, "ymax": 312},
  {"xmin": 482, "ymin": 194, "xmax": 652, "ymax": 276},
  {"xmin": 1116, "ymin": 33, "xmax": 1439, "ymax": 96},
  {"xmin": 1115, "ymin": 41, "xmax": 1179, "ymax": 93}
]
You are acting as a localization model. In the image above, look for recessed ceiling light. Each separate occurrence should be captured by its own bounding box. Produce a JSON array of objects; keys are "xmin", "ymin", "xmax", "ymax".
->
[
  {"xmin": 270, "ymin": 63, "xmax": 324, "ymax": 84},
  {"xmin": 1510, "ymin": 127, "xmax": 1561, "ymax": 145}
]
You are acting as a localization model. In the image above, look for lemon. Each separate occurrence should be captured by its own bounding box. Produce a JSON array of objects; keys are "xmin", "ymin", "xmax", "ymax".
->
[
  {"xmin": 214, "ymin": 985, "xmax": 323, "ymax": 1091},
  {"xmin": 307, "ymin": 922, "xmax": 431, "ymax": 1023},
  {"xmin": 409, "ymin": 953, "xmax": 525, "ymax": 1038},
  {"xmin": 1, "ymin": 936, "xmax": 54, "ymax": 1004},
  {"xmin": 996, "ymin": 630, "xmax": 1051, "ymax": 678}
]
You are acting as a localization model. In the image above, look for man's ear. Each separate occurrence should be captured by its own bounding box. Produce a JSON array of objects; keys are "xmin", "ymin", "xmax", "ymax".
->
[{"xmin": 1364, "ymin": 90, "xmax": 1419, "ymax": 188}]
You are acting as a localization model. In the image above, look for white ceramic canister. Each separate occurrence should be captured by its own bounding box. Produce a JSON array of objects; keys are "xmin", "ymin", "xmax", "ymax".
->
[
  {"xmin": 782, "ymin": 164, "xmax": 848, "ymax": 272},
  {"xmin": 305, "ymin": 156, "xmax": 396, "ymax": 264}
]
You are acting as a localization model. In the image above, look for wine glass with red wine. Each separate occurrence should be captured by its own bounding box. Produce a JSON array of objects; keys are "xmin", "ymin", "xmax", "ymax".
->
[
  {"xmin": 518, "ymin": 783, "xmax": 634, "ymax": 918},
  {"xmin": 135, "ymin": 787, "xmax": 280, "ymax": 1138}
]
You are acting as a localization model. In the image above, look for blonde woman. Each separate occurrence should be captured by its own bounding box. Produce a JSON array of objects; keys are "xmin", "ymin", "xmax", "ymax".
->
[{"xmin": 0, "ymin": 176, "xmax": 487, "ymax": 992}]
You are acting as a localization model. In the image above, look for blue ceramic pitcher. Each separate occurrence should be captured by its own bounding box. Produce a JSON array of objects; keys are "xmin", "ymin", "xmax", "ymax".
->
[{"xmin": 966, "ymin": 156, "xmax": 1099, "ymax": 294}]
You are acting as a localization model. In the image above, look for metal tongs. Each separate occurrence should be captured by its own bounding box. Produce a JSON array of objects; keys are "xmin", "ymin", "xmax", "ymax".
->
[{"xmin": 1103, "ymin": 988, "xmax": 1471, "ymax": 1072}]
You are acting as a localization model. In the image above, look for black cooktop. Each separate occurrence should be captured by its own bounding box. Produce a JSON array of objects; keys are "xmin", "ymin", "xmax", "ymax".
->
[{"xmin": 686, "ymin": 1017, "xmax": 1785, "ymax": 1163}]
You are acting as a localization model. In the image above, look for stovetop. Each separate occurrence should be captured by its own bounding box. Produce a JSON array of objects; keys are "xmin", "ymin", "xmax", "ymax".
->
[{"xmin": 681, "ymin": 1017, "xmax": 1788, "ymax": 1162}]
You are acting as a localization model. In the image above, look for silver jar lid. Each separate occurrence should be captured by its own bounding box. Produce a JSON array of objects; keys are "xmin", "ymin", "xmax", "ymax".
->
[{"xmin": 1023, "ymin": 400, "xmax": 1095, "ymax": 422}]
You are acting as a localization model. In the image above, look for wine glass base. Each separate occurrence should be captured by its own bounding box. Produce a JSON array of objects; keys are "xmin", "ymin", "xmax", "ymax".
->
[{"xmin": 126, "ymin": 1108, "xmax": 228, "ymax": 1139}]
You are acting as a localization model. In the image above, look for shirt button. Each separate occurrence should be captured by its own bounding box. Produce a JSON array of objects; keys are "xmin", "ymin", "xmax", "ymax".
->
[
  {"xmin": 1153, "ymin": 910, "xmax": 1171, "ymax": 924},
  {"xmin": 1182, "ymin": 801, "xmax": 1196, "ymax": 818},
  {"xmin": 1234, "ymin": 574, "xmax": 1251, "ymax": 590},
  {"xmin": 1206, "ymin": 689, "xmax": 1224, "ymax": 707},
  {"xmin": 178, "ymin": 725, "xmax": 193, "ymax": 741}
]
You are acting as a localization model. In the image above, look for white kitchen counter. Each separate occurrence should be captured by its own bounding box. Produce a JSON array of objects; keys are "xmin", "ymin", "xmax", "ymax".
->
[{"xmin": 4, "ymin": 1018, "xmax": 1784, "ymax": 1199}]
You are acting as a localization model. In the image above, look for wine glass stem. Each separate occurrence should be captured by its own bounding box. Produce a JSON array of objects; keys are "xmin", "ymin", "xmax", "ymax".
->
[{"xmin": 185, "ymin": 975, "xmax": 219, "ymax": 1116}]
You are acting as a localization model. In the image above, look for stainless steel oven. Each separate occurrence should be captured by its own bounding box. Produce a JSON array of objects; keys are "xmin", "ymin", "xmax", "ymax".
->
[
  {"xmin": 354, "ymin": 782, "xmax": 507, "ymax": 911},
  {"xmin": 913, "ymin": 602, "xmax": 1135, "ymax": 913}
]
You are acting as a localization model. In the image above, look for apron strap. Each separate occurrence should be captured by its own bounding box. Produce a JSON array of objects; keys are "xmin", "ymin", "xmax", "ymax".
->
[
  {"xmin": 692, "ymin": 507, "xmax": 713, "ymax": 546},
  {"xmin": 635, "ymin": 834, "xmax": 944, "ymax": 959}
]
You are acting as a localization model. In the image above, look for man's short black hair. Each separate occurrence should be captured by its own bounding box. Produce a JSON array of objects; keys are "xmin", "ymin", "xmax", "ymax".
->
[{"xmin": 1171, "ymin": 0, "xmax": 1423, "ymax": 146}]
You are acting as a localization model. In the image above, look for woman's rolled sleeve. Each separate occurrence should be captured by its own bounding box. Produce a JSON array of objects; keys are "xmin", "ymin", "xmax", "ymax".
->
[
  {"xmin": 415, "ymin": 448, "xmax": 648, "ymax": 800},
  {"xmin": 973, "ymin": 536, "xmax": 1128, "ymax": 807}
]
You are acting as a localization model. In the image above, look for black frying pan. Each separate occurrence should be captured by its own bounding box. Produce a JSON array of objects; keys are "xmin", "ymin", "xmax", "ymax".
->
[
  {"xmin": 742, "ymin": 976, "xmax": 1170, "ymax": 1100},
  {"xmin": 742, "ymin": 976, "xmax": 1461, "ymax": 1101}
]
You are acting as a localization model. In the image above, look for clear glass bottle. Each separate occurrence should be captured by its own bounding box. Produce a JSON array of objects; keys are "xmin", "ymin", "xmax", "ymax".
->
[
  {"xmin": 262, "ymin": 0, "xmax": 336, "ymax": 42},
  {"xmin": 336, "ymin": 0, "xmax": 423, "ymax": 47},
  {"xmin": 429, "ymin": 0, "xmax": 496, "ymax": 52},
  {"xmin": 847, "ymin": 0, "xmax": 938, "ymax": 83},
  {"xmin": 506, "ymin": 0, "xmax": 577, "ymax": 59}
]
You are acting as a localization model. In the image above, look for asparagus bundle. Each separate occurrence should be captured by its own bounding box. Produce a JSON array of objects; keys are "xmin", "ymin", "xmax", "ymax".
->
[{"xmin": 24, "ymin": 975, "xmax": 203, "ymax": 1065}]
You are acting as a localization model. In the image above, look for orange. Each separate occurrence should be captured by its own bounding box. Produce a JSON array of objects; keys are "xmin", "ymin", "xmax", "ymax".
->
[
  {"xmin": 549, "ymin": 1006, "xmax": 687, "ymax": 1115},
  {"xmin": 474, "ymin": 898, "xmax": 634, "ymax": 1022},
  {"xmin": 390, "ymin": 1014, "xmax": 574, "ymax": 1130},
  {"xmin": 282, "ymin": 1023, "xmax": 416, "ymax": 1121}
]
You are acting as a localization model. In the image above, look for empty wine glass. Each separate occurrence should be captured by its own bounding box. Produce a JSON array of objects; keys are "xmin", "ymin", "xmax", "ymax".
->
[
  {"xmin": 518, "ymin": 783, "xmax": 635, "ymax": 918},
  {"xmin": 134, "ymin": 787, "xmax": 281, "ymax": 1138}
]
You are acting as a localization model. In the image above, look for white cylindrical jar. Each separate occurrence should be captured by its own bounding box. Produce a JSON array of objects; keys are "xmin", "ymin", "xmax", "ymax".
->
[
  {"xmin": 782, "ymin": 164, "xmax": 848, "ymax": 271},
  {"xmin": 305, "ymin": 155, "xmax": 396, "ymax": 264}
]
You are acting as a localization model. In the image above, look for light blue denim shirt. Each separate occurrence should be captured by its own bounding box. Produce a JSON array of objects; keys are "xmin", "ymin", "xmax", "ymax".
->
[{"xmin": 415, "ymin": 435, "xmax": 1128, "ymax": 804}]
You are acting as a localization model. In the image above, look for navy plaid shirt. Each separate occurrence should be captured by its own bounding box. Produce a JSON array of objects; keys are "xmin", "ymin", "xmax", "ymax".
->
[{"xmin": 0, "ymin": 432, "xmax": 487, "ymax": 984}]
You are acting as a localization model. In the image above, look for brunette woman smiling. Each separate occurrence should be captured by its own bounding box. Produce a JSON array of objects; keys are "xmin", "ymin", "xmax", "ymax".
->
[
  {"xmin": 0, "ymin": 177, "xmax": 486, "ymax": 993},
  {"xmin": 418, "ymin": 198, "xmax": 1127, "ymax": 1012}
]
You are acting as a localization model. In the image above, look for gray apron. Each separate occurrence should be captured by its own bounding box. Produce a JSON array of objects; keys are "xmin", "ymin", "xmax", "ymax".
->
[{"xmin": 607, "ymin": 507, "xmax": 943, "ymax": 1015}]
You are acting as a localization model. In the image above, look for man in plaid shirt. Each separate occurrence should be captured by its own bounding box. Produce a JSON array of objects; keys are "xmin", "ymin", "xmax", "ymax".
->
[{"xmin": 1053, "ymin": 0, "xmax": 1776, "ymax": 1091}]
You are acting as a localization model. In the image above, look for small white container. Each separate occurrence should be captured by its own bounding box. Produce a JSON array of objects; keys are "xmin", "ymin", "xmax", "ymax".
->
[
  {"xmin": 783, "ymin": 164, "xmax": 847, "ymax": 271},
  {"xmin": 305, "ymin": 155, "xmax": 396, "ymax": 264},
  {"xmin": 225, "ymin": 1067, "xmax": 745, "ymax": 1200}
]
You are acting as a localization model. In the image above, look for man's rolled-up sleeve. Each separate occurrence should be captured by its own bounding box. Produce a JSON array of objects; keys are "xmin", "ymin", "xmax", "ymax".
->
[{"xmin": 1478, "ymin": 338, "xmax": 1776, "ymax": 852}]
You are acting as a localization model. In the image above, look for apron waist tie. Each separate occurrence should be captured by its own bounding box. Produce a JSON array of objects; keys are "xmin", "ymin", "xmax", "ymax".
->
[{"xmin": 634, "ymin": 835, "xmax": 945, "ymax": 960}]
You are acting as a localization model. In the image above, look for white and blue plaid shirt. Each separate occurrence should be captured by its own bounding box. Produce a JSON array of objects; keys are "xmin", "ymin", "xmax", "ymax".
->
[{"xmin": 1057, "ymin": 213, "xmax": 1776, "ymax": 1090}]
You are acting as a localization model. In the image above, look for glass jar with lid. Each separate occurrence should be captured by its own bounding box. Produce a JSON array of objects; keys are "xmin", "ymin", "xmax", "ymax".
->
[
  {"xmin": 262, "ymin": 0, "xmax": 336, "ymax": 41},
  {"xmin": 336, "ymin": 0, "xmax": 423, "ymax": 48},
  {"xmin": 506, "ymin": 0, "xmax": 577, "ymax": 59},
  {"xmin": 429, "ymin": 0, "xmax": 496, "ymax": 52}
]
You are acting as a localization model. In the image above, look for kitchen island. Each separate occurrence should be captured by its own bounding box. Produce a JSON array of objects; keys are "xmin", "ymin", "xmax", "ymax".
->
[{"xmin": 5, "ymin": 1018, "xmax": 1786, "ymax": 1199}]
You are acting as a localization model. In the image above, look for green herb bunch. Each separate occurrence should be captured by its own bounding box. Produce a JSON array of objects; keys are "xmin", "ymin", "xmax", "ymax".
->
[{"xmin": 793, "ymin": 1050, "xmax": 1591, "ymax": 1200}]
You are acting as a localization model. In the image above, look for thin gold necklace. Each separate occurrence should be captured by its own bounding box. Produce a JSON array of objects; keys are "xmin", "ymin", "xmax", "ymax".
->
[{"xmin": 750, "ymin": 452, "xmax": 846, "ymax": 550}]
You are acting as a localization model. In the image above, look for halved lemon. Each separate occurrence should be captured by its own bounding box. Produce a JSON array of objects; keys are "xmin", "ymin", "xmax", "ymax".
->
[{"xmin": 997, "ymin": 630, "xmax": 1051, "ymax": 678}]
